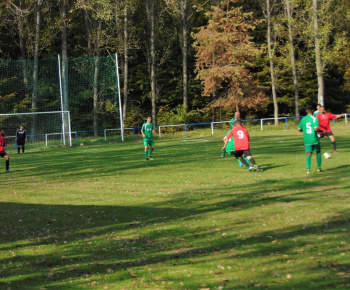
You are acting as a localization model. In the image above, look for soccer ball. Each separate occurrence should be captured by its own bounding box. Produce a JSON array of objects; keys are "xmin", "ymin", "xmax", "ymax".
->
[{"xmin": 323, "ymin": 152, "xmax": 331, "ymax": 159}]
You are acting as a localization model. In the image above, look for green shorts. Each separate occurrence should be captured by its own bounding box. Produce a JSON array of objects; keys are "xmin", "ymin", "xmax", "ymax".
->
[
  {"xmin": 305, "ymin": 143, "xmax": 320, "ymax": 153},
  {"xmin": 143, "ymin": 138, "xmax": 154, "ymax": 147}
]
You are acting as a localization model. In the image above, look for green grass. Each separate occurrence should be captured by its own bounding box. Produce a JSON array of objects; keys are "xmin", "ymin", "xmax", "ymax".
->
[{"xmin": 1, "ymin": 125, "xmax": 350, "ymax": 289}]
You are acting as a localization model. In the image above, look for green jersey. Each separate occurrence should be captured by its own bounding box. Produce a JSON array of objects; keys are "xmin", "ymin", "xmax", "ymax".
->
[
  {"xmin": 229, "ymin": 118, "xmax": 236, "ymax": 130},
  {"xmin": 313, "ymin": 110, "xmax": 320, "ymax": 117},
  {"xmin": 225, "ymin": 130, "xmax": 235, "ymax": 152},
  {"xmin": 142, "ymin": 122, "xmax": 154, "ymax": 139},
  {"xmin": 298, "ymin": 115, "xmax": 319, "ymax": 145}
]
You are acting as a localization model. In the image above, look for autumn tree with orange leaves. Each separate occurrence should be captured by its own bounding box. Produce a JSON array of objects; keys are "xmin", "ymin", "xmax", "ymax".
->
[{"xmin": 193, "ymin": 0, "xmax": 267, "ymax": 112}]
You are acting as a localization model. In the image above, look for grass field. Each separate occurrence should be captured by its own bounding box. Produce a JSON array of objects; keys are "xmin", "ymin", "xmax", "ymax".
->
[{"xmin": 1, "ymin": 125, "xmax": 350, "ymax": 289}]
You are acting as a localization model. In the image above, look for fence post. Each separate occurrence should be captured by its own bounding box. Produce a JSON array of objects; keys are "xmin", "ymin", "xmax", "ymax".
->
[
  {"xmin": 104, "ymin": 129, "xmax": 107, "ymax": 141},
  {"xmin": 211, "ymin": 122, "xmax": 214, "ymax": 135},
  {"xmin": 75, "ymin": 132, "xmax": 78, "ymax": 144},
  {"xmin": 133, "ymin": 128, "xmax": 135, "ymax": 139},
  {"xmin": 185, "ymin": 124, "xmax": 187, "ymax": 137},
  {"xmin": 45, "ymin": 134, "xmax": 48, "ymax": 147},
  {"xmin": 345, "ymin": 114, "xmax": 348, "ymax": 124},
  {"xmin": 260, "ymin": 119, "xmax": 263, "ymax": 131},
  {"xmin": 285, "ymin": 117, "xmax": 288, "ymax": 129},
  {"xmin": 159, "ymin": 126, "xmax": 161, "ymax": 139}
]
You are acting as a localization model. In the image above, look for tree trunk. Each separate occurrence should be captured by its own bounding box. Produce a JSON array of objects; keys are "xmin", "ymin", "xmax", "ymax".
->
[
  {"xmin": 31, "ymin": 0, "xmax": 42, "ymax": 137},
  {"xmin": 146, "ymin": 0, "xmax": 156, "ymax": 124},
  {"xmin": 61, "ymin": 0, "xmax": 69, "ymax": 111},
  {"xmin": 122, "ymin": 0, "xmax": 128, "ymax": 119},
  {"xmin": 266, "ymin": 0, "xmax": 279, "ymax": 125},
  {"xmin": 312, "ymin": 0, "xmax": 324, "ymax": 105},
  {"xmin": 61, "ymin": 0, "xmax": 69, "ymax": 142},
  {"xmin": 286, "ymin": 0, "xmax": 300, "ymax": 119},
  {"xmin": 16, "ymin": 0, "xmax": 28, "ymax": 88},
  {"xmin": 180, "ymin": 0, "xmax": 188, "ymax": 112},
  {"xmin": 93, "ymin": 19, "xmax": 102, "ymax": 137}
]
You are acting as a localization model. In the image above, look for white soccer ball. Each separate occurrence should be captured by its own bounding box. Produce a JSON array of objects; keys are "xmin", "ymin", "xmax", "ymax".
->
[
  {"xmin": 80, "ymin": 143, "xmax": 84, "ymax": 146},
  {"xmin": 323, "ymin": 152, "xmax": 331, "ymax": 159}
]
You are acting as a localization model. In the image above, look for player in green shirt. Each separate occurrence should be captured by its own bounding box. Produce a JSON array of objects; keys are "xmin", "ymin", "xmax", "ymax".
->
[
  {"xmin": 222, "ymin": 111, "xmax": 241, "ymax": 158},
  {"xmin": 229, "ymin": 111, "xmax": 240, "ymax": 130},
  {"xmin": 222, "ymin": 129, "xmax": 249, "ymax": 167},
  {"xmin": 313, "ymin": 104, "xmax": 322, "ymax": 117},
  {"xmin": 141, "ymin": 116, "xmax": 155, "ymax": 161},
  {"xmin": 298, "ymin": 106, "xmax": 322, "ymax": 174}
]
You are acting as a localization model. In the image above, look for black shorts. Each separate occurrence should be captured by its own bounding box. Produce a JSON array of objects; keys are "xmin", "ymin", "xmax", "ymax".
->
[
  {"xmin": 0, "ymin": 153, "xmax": 8, "ymax": 158},
  {"xmin": 235, "ymin": 150, "xmax": 251, "ymax": 158},
  {"xmin": 17, "ymin": 139, "xmax": 26, "ymax": 146},
  {"xmin": 317, "ymin": 131, "xmax": 334, "ymax": 138}
]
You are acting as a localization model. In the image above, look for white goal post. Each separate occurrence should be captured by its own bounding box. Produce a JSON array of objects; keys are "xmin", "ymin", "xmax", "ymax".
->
[{"xmin": 0, "ymin": 110, "xmax": 72, "ymax": 148}]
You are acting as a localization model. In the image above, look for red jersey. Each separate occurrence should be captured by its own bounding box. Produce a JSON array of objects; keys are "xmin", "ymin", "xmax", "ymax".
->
[
  {"xmin": 226, "ymin": 125, "xmax": 250, "ymax": 151},
  {"xmin": 316, "ymin": 112, "xmax": 337, "ymax": 133},
  {"xmin": 0, "ymin": 135, "xmax": 6, "ymax": 153}
]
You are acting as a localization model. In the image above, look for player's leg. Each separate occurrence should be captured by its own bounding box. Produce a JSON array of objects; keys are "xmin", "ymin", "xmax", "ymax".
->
[
  {"xmin": 230, "ymin": 151, "xmax": 243, "ymax": 166},
  {"xmin": 245, "ymin": 150, "xmax": 260, "ymax": 172},
  {"xmin": 2, "ymin": 154, "xmax": 11, "ymax": 172},
  {"xmin": 17, "ymin": 145, "xmax": 20, "ymax": 154},
  {"xmin": 327, "ymin": 133, "xmax": 336, "ymax": 153},
  {"xmin": 236, "ymin": 151, "xmax": 252, "ymax": 171},
  {"xmin": 144, "ymin": 139, "xmax": 149, "ymax": 161},
  {"xmin": 22, "ymin": 145, "xmax": 25, "ymax": 154},
  {"xmin": 148, "ymin": 140, "xmax": 154, "ymax": 159},
  {"xmin": 315, "ymin": 143, "xmax": 322, "ymax": 172},
  {"xmin": 221, "ymin": 148, "xmax": 226, "ymax": 157},
  {"xmin": 304, "ymin": 145, "xmax": 313, "ymax": 174}
]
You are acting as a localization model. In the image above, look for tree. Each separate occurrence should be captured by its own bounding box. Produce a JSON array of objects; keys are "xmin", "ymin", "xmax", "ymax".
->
[
  {"xmin": 193, "ymin": 0, "xmax": 267, "ymax": 114},
  {"xmin": 285, "ymin": 0, "xmax": 300, "ymax": 118},
  {"xmin": 145, "ymin": 0, "xmax": 157, "ymax": 123},
  {"xmin": 259, "ymin": 0, "xmax": 279, "ymax": 124}
]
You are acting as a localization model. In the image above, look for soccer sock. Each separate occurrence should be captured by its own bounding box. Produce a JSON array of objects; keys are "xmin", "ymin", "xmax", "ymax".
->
[
  {"xmin": 148, "ymin": 149, "xmax": 153, "ymax": 157},
  {"xmin": 222, "ymin": 149, "xmax": 226, "ymax": 156},
  {"xmin": 240, "ymin": 158, "xmax": 250, "ymax": 168},
  {"xmin": 145, "ymin": 151, "xmax": 148, "ymax": 158},
  {"xmin": 17, "ymin": 147, "xmax": 20, "ymax": 154},
  {"xmin": 6, "ymin": 160, "xmax": 9, "ymax": 170},
  {"xmin": 244, "ymin": 157, "xmax": 250, "ymax": 164},
  {"xmin": 248, "ymin": 157, "xmax": 257, "ymax": 166},
  {"xmin": 317, "ymin": 152, "xmax": 322, "ymax": 169},
  {"xmin": 331, "ymin": 142, "xmax": 336, "ymax": 151},
  {"xmin": 306, "ymin": 155, "xmax": 311, "ymax": 170},
  {"xmin": 22, "ymin": 147, "xmax": 25, "ymax": 153},
  {"xmin": 236, "ymin": 158, "xmax": 241, "ymax": 165}
]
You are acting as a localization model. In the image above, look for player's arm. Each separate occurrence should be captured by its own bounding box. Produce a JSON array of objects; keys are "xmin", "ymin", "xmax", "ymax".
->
[
  {"xmin": 141, "ymin": 125, "xmax": 145, "ymax": 137},
  {"xmin": 313, "ymin": 118, "xmax": 320, "ymax": 132},
  {"xmin": 335, "ymin": 113, "xmax": 345, "ymax": 119},
  {"xmin": 298, "ymin": 120, "xmax": 303, "ymax": 132},
  {"xmin": 222, "ymin": 131, "xmax": 233, "ymax": 151}
]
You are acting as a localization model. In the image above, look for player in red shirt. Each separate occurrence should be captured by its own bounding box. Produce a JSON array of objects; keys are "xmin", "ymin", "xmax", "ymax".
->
[
  {"xmin": 222, "ymin": 119, "xmax": 261, "ymax": 172},
  {"xmin": 316, "ymin": 106, "xmax": 345, "ymax": 153},
  {"xmin": 0, "ymin": 128, "xmax": 12, "ymax": 173}
]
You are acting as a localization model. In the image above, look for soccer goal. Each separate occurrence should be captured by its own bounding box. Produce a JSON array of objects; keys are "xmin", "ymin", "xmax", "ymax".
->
[{"xmin": 0, "ymin": 111, "xmax": 72, "ymax": 149}]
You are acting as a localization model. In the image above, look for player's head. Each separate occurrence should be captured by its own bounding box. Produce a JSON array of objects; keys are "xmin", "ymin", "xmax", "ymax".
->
[
  {"xmin": 20, "ymin": 125, "xmax": 24, "ymax": 130},
  {"xmin": 316, "ymin": 104, "xmax": 322, "ymax": 110},
  {"xmin": 0, "ymin": 128, "xmax": 4, "ymax": 135},
  {"xmin": 319, "ymin": 106, "xmax": 325, "ymax": 113},
  {"xmin": 306, "ymin": 105, "xmax": 314, "ymax": 114},
  {"xmin": 234, "ymin": 111, "xmax": 240, "ymax": 119},
  {"xmin": 234, "ymin": 118, "xmax": 242, "ymax": 126},
  {"xmin": 147, "ymin": 116, "xmax": 152, "ymax": 123}
]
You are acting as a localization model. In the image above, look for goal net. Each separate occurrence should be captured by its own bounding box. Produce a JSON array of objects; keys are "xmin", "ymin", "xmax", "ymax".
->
[{"xmin": 0, "ymin": 111, "xmax": 72, "ymax": 150}]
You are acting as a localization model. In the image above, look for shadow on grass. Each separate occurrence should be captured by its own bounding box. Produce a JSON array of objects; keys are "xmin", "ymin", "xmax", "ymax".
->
[{"xmin": 1, "ymin": 164, "xmax": 350, "ymax": 288}]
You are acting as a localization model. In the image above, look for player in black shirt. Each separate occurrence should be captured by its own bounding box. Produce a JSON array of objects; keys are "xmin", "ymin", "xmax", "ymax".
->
[{"xmin": 16, "ymin": 125, "xmax": 27, "ymax": 154}]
